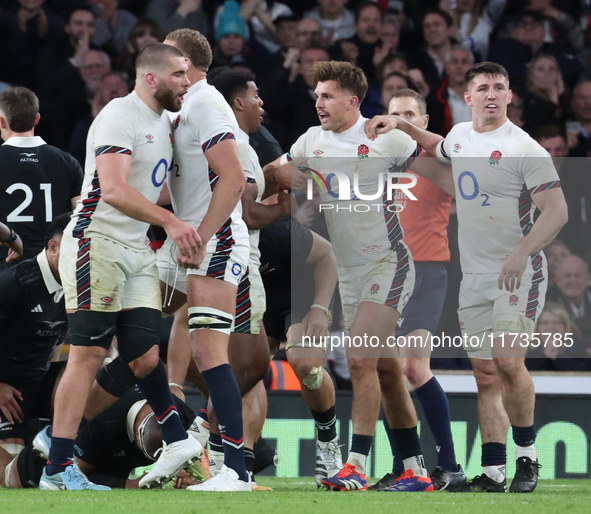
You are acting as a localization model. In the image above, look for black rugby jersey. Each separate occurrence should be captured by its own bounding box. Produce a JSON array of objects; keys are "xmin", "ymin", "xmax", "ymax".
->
[
  {"xmin": 0, "ymin": 252, "xmax": 66, "ymax": 387},
  {"xmin": 0, "ymin": 136, "xmax": 83, "ymax": 267}
]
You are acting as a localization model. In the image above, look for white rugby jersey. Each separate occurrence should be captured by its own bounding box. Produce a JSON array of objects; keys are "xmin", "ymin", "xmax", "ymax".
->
[
  {"xmin": 436, "ymin": 120, "xmax": 560, "ymax": 273},
  {"xmin": 167, "ymin": 79, "xmax": 248, "ymax": 244},
  {"xmin": 288, "ymin": 115, "xmax": 419, "ymax": 267},
  {"xmin": 70, "ymin": 91, "xmax": 173, "ymax": 249},
  {"xmin": 237, "ymin": 129, "xmax": 264, "ymax": 267}
]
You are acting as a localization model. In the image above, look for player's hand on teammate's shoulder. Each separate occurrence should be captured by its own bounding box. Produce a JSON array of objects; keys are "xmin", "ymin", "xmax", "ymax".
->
[
  {"xmin": 364, "ymin": 115, "xmax": 399, "ymax": 141},
  {"xmin": 498, "ymin": 249, "xmax": 528, "ymax": 292},
  {"xmin": 0, "ymin": 382, "xmax": 24, "ymax": 424}
]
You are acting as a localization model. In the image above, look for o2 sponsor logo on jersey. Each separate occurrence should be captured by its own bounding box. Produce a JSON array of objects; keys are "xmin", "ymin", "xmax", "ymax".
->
[
  {"xmin": 232, "ymin": 263, "xmax": 243, "ymax": 277},
  {"xmin": 304, "ymin": 167, "xmax": 418, "ymax": 213},
  {"xmin": 151, "ymin": 158, "xmax": 169, "ymax": 187}
]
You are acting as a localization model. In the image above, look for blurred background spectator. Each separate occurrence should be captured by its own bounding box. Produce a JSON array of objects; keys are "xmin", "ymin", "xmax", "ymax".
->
[
  {"xmin": 427, "ymin": 45, "xmax": 473, "ymax": 135},
  {"xmin": 442, "ymin": 0, "xmax": 507, "ymax": 59},
  {"xmin": 0, "ymin": 0, "xmax": 64, "ymax": 88},
  {"xmin": 526, "ymin": 302, "xmax": 591, "ymax": 371},
  {"xmin": 409, "ymin": 9, "xmax": 455, "ymax": 94},
  {"xmin": 547, "ymin": 255, "xmax": 591, "ymax": 344},
  {"xmin": 145, "ymin": 0, "xmax": 210, "ymax": 37},
  {"xmin": 115, "ymin": 18, "xmax": 165, "ymax": 90},
  {"xmin": 522, "ymin": 53, "xmax": 568, "ymax": 130},
  {"xmin": 305, "ymin": 0, "xmax": 355, "ymax": 43},
  {"xmin": 89, "ymin": 0, "xmax": 137, "ymax": 56}
]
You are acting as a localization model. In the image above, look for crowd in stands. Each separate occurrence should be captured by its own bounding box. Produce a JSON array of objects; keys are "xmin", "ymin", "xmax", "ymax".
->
[{"xmin": 1, "ymin": 0, "xmax": 590, "ymax": 379}]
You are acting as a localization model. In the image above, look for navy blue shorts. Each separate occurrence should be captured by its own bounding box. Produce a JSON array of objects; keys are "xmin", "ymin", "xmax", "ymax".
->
[{"xmin": 396, "ymin": 262, "xmax": 447, "ymax": 337}]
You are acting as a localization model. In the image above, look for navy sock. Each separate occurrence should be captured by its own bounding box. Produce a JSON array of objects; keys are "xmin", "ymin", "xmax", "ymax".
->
[
  {"xmin": 350, "ymin": 434, "xmax": 373, "ymax": 456},
  {"xmin": 481, "ymin": 442, "xmax": 506, "ymax": 467},
  {"xmin": 202, "ymin": 363, "xmax": 247, "ymax": 481},
  {"xmin": 199, "ymin": 401, "xmax": 209, "ymax": 423},
  {"xmin": 512, "ymin": 424, "xmax": 536, "ymax": 446},
  {"xmin": 382, "ymin": 407, "xmax": 404, "ymax": 475},
  {"xmin": 46, "ymin": 437, "xmax": 75, "ymax": 476},
  {"xmin": 392, "ymin": 426, "xmax": 422, "ymax": 461},
  {"xmin": 209, "ymin": 433, "xmax": 223, "ymax": 453},
  {"xmin": 137, "ymin": 360, "xmax": 187, "ymax": 445},
  {"xmin": 244, "ymin": 447, "xmax": 255, "ymax": 474},
  {"xmin": 310, "ymin": 406, "xmax": 337, "ymax": 442},
  {"xmin": 415, "ymin": 376, "xmax": 458, "ymax": 471}
]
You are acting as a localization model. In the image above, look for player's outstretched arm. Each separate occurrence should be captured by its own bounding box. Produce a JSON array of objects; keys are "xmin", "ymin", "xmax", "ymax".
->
[
  {"xmin": 498, "ymin": 188, "xmax": 568, "ymax": 292},
  {"xmin": 365, "ymin": 115, "xmax": 444, "ymax": 156},
  {"xmin": 408, "ymin": 151, "xmax": 455, "ymax": 198},
  {"xmin": 97, "ymin": 153, "xmax": 201, "ymax": 266},
  {"xmin": 263, "ymin": 156, "xmax": 309, "ymax": 197},
  {"xmin": 242, "ymin": 184, "xmax": 291, "ymax": 230},
  {"xmin": 201, "ymin": 139, "xmax": 246, "ymax": 241}
]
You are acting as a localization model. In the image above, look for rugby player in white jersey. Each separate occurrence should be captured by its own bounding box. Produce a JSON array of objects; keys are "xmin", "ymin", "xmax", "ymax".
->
[
  {"xmin": 42, "ymin": 43, "xmax": 204, "ymax": 491},
  {"xmin": 208, "ymin": 67, "xmax": 292, "ymax": 487},
  {"xmin": 366, "ymin": 61, "xmax": 568, "ymax": 493},
  {"xmin": 266, "ymin": 61, "xmax": 455, "ymax": 492},
  {"xmin": 156, "ymin": 29, "xmax": 251, "ymax": 492}
]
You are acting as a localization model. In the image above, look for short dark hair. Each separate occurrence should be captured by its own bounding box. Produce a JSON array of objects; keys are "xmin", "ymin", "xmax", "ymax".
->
[
  {"xmin": 136, "ymin": 42, "xmax": 184, "ymax": 73},
  {"xmin": 423, "ymin": 9, "xmax": 453, "ymax": 28},
  {"xmin": 532, "ymin": 124, "xmax": 567, "ymax": 143},
  {"xmin": 67, "ymin": 3, "xmax": 95, "ymax": 24},
  {"xmin": 44, "ymin": 213, "xmax": 71, "ymax": 248},
  {"xmin": 355, "ymin": 1, "xmax": 383, "ymax": 23},
  {"xmin": 0, "ymin": 87, "xmax": 39, "ymax": 133},
  {"xmin": 516, "ymin": 10, "xmax": 546, "ymax": 25},
  {"xmin": 274, "ymin": 14, "xmax": 301, "ymax": 28},
  {"xmin": 166, "ymin": 29, "xmax": 213, "ymax": 71},
  {"xmin": 465, "ymin": 61, "xmax": 510, "ymax": 88},
  {"xmin": 391, "ymin": 88, "xmax": 427, "ymax": 116},
  {"xmin": 208, "ymin": 68, "xmax": 256, "ymax": 106},
  {"xmin": 310, "ymin": 61, "xmax": 368, "ymax": 103}
]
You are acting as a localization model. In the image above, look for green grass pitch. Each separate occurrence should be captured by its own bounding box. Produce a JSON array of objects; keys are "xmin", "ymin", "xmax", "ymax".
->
[{"xmin": 2, "ymin": 478, "xmax": 591, "ymax": 514}]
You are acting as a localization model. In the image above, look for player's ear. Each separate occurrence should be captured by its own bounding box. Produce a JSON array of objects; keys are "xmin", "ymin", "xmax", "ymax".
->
[
  {"xmin": 144, "ymin": 72, "xmax": 157, "ymax": 88},
  {"xmin": 464, "ymin": 90, "xmax": 472, "ymax": 107},
  {"xmin": 34, "ymin": 113, "xmax": 41, "ymax": 127},
  {"xmin": 233, "ymin": 96, "xmax": 245, "ymax": 111},
  {"xmin": 507, "ymin": 89, "xmax": 513, "ymax": 105},
  {"xmin": 423, "ymin": 113, "xmax": 429, "ymax": 129}
]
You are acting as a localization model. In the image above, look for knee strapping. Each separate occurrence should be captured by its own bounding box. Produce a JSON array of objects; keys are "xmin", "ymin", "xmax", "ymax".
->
[
  {"xmin": 67, "ymin": 310, "xmax": 117, "ymax": 349},
  {"xmin": 303, "ymin": 366, "xmax": 324, "ymax": 390},
  {"xmin": 188, "ymin": 307, "xmax": 233, "ymax": 335},
  {"xmin": 96, "ymin": 356, "xmax": 137, "ymax": 398},
  {"xmin": 116, "ymin": 308, "xmax": 162, "ymax": 363}
]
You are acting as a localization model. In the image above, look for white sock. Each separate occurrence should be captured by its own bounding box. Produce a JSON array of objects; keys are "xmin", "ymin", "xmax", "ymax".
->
[
  {"xmin": 515, "ymin": 444, "xmax": 537, "ymax": 460},
  {"xmin": 403, "ymin": 455, "xmax": 428, "ymax": 478},
  {"xmin": 482, "ymin": 464, "xmax": 506, "ymax": 483},
  {"xmin": 347, "ymin": 452, "xmax": 367, "ymax": 475}
]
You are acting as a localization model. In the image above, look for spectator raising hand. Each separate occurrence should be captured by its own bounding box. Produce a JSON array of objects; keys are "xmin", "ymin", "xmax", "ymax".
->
[{"xmin": 17, "ymin": 0, "xmax": 48, "ymax": 36}]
